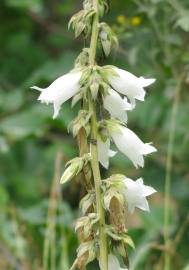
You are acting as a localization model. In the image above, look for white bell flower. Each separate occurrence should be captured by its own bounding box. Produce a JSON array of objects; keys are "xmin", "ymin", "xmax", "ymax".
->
[
  {"xmin": 108, "ymin": 254, "xmax": 128, "ymax": 270},
  {"xmin": 111, "ymin": 125, "xmax": 157, "ymax": 168},
  {"xmin": 123, "ymin": 177, "xmax": 157, "ymax": 214},
  {"xmin": 31, "ymin": 71, "xmax": 82, "ymax": 119},
  {"xmin": 104, "ymin": 88, "xmax": 132, "ymax": 122},
  {"xmin": 97, "ymin": 137, "xmax": 117, "ymax": 169},
  {"xmin": 108, "ymin": 67, "xmax": 155, "ymax": 107}
]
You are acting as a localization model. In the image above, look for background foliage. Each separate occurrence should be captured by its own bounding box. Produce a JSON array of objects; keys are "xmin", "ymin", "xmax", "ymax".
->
[{"xmin": 0, "ymin": 0, "xmax": 189, "ymax": 269}]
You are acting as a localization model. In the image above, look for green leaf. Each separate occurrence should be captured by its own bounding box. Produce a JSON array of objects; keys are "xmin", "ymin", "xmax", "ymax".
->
[
  {"xmin": 0, "ymin": 186, "xmax": 9, "ymax": 209},
  {"xmin": 6, "ymin": 0, "xmax": 42, "ymax": 11},
  {"xmin": 176, "ymin": 13, "xmax": 189, "ymax": 32},
  {"xmin": 0, "ymin": 90, "xmax": 24, "ymax": 112},
  {"xmin": 0, "ymin": 108, "xmax": 47, "ymax": 140}
]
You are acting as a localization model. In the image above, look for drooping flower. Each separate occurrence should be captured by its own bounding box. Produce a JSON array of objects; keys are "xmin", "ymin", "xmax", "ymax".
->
[
  {"xmin": 111, "ymin": 125, "xmax": 157, "ymax": 168},
  {"xmin": 108, "ymin": 254, "xmax": 128, "ymax": 270},
  {"xmin": 107, "ymin": 66, "xmax": 155, "ymax": 107},
  {"xmin": 103, "ymin": 88, "xmax": 132, "ymax": 122},
  {"xmin": 31, "ymin": 71, "xmax": 82, "ymax": 118},
  {"xmin": 122, "ymin": 177, "xmax": 156, "ymax": 214},
  {"xmin": 97, "ymin": 137, "xmax": 116, "ymax": 169}
]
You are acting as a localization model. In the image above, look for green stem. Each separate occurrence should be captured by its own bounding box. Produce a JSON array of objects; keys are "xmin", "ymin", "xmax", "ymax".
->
[
  {"xmin": 90, "ymin": 101, "xmax": 108, "ymax": 270},
  {"xmin": 89, "ymin": 0, "xmax": 99, "ymax": 65},
  {"xmin": 163, "ymin": 75, "xmax": 183, "ymax": 270},
  {"xmin": 43, "ymin": 151, "xmax": 62, "ymax": 270},
  {"xmin": 89, "ymin": 0, "xmax": 108, "ymax": 269}
]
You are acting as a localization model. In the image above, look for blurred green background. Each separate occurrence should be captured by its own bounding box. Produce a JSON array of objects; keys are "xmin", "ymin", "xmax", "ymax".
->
[{"xmin": 0, "ymin": 0, "xmax": 189, "ymax": 269}]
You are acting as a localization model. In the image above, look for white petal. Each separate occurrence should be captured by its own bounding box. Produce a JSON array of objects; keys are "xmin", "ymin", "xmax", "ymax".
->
[
  {"xmin": 30, "ymin": 86, "xmax": 43, "ymax": 92},
  {"xmin": 111, "ymin": 126, "xmax": 156, "ymax": 168},
  {"xmin": 39, "ymin": 72, "xmax": 81, "ymax": 102},
  {"xmin": 97, "ymin": 137, "xmax": 116, "ymax": 169},
  {"xmin": 136, "ymin": 198, "xmax": 150, "ymax": 212},
  {"xmin": 127, "ymin": 203, "xmax": 136, "ymax": 214},
  {"xmin": 141, "ymin": 143, "xmax": 157, "ymax": 155},
  {"xmin": 139, "ymin": 77, "xmax": 156, "ymax": 87},
  {"xmin": 123, "ymin": 178, "xmax": 143, "ymax": 213},
  {"xmin": 108, "ymin": 254, "xmax": 121, "ymax": 270},
  {"xmin": 97, "ymin": 138, "xmax": 110, "ymax": 169},
  {"xmin": 109, "ymin": 149, "xmax": 117, "ymax": 157},
  {"xmin": 111, "ymin": 127, "xmax": 144, "ymax": 168},
  {"xmin": 108, "ymin": 67, "xmax": 155, "ymax": 105},
  {"xmin": 136, "ymin": 178, "xmax": 144, "ymax": 185},
  {"xmin": 139, "ymin": 179, "xmax": 157, "ymax": 197},
  {"xmin": 32, "ymin": 71, "xmax": 81, "ymax": 118},
  {"xmin": 53, "ymin": 101, "xmax": 61, "ymax": 119},
  {"xmin": 107, "ymin": 254, "xmax": 128, "ymax": 270},
  {"xmin": 104, "ymin": 88, "xmax": 130, "ymax": 122},
  {"xmin": 124, "ymin": 177, "xmax": 137, "ymax": 188},
  {"xmin": 143, "ymin": 186, "xmax": 157, "ymax": 197},
  {"xmin": 123, "ymin": 97, "xmax": 132, "ymax": 110},
  {"xmin": 123, "ymin": 177, "xmax": 156, "ymax": 214}
]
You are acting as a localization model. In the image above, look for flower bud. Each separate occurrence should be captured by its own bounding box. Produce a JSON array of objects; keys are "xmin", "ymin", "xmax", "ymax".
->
[{"xmin": 60, "ymin": 154, "xmax": 91, "ymax": 184}]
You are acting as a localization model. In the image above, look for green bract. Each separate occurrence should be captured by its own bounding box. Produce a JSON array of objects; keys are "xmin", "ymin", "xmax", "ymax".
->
[{"xmin": 60, "ymin": 154, "xmax": 91, "ymax": 184}]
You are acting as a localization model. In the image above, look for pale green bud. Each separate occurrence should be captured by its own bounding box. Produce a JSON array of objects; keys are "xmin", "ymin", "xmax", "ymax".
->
[
  {"xmin": 99, "ymin": 23, "xmax": 119, "ymax": 56},
  {"xmin": 60, "ymin": 154, "xmax": 91, "ymax": 184}
]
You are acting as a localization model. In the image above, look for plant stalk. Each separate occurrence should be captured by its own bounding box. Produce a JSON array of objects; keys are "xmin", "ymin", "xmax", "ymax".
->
[
  {"xmin": 43, "ymin": 151, "xmax": 62, "ymax": 270},
  {"xmin": 89, "ymin": 0, "xmax": 108, "ymax": 269},
  {"xmin": 163, "ymin": 75, "xmax": 183, "ymax": 270}
]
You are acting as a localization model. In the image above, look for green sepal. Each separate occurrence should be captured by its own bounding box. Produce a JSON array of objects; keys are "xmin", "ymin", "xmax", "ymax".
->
[
  {"xmin": 99, "ymin": 119, "xmax": 124, "ymax": 135},
  {"xmin": 75, "ymin": 48, "xmax": 90, "ymax": 68},
  {"xmin": 71, "ymin": 92, "xmax": 83, "ymax": 107},
  {"xmin": 99, "ymin": 65, "xmax": 120, "ymax": 83},
  {"xmin": 68, "ymin": 6, "xmax": 95, "ymax": 38},
  {"xmin": 69, "ymin": 110, "xmax": 92, "ymax": 137},
  {"xmin": 79, "ymin": 192, "xmax": 95, "ymax": 214},
  {"xmin": 105, "ymin": 225, "xmax": 135, "ymax": 249},
  {"xmin": 75, "ymin": 213, "xmax": 99, "ymax": 239},
  {"xmin": 60, "ymin": 154, "xmax": 91, "ymax": 184},
  {"xmin": 103, "ymin": 187, "xmax": 124, "ymax": 211},
  {"xmin": 77, "ymin": 240, "xmax": 96, "ymax": 266},
  {"xmin": 89, "ymin": 71, "xmax": 103, "ymax": 100}
]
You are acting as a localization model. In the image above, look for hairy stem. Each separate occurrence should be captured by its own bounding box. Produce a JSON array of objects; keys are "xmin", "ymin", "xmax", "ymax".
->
[{"xmin": 89, "ymin": 0, "xmax": 108, "ymax": 269}]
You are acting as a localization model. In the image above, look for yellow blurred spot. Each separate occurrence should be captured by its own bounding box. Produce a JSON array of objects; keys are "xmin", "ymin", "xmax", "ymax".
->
[
  {"xmin": 117, "ymin": 15, "xmax": 127, "ymax": 25},
  {"xmin": 131, "ymin": 16, "xmax": 142, "ymax": 26}
]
